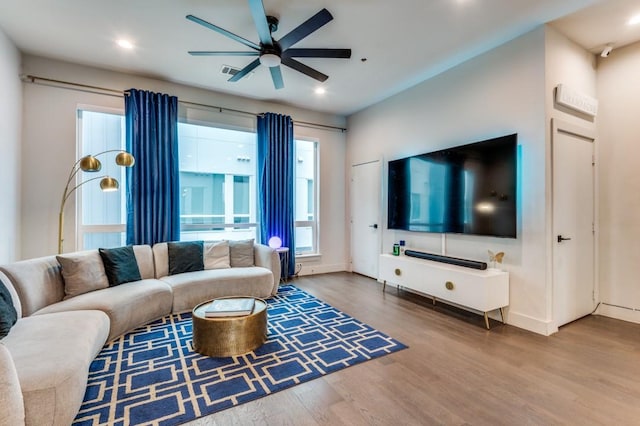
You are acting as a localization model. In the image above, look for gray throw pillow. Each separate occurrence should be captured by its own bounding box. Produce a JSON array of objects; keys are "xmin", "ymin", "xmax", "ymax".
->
[
  {"xmin": 57, "ymin": 251, "xmax": 110, "ymax": 299},
  {"xmin": 204, "ymin": 241, "xmax": 230, "ymax": 270},
  {"xmin": 168, "ymin": 241, "xmax": 204, "ymax": 275},
  {"xmin": 0, "ymin": 278, "xmax": 18, "ymax": 339},
  {"xmin": 228, "ymin": 239, "xmax": 255, "ymax": 267},
  {"xmin": 99, "ymin": 246, "xmax": 142, "ymax": 286}
]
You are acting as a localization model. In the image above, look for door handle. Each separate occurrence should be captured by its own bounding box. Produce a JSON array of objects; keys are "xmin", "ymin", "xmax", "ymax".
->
[
  {"xmin": 369, "ymin": 224, "xmax": 378, "ymax": 229},
  {"xmin": 557, "ymin": 235, "xmax": 571, "ymax": 243}
]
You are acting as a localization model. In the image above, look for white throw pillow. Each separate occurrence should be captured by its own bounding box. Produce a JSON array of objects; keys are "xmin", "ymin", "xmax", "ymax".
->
[
  {"xmin": 203, "ymin": 241, "xmax": 231, "ymax": 270},
  {"xmin": 56, "ymin": 251, "xmax": 109, "ymax": 299}
]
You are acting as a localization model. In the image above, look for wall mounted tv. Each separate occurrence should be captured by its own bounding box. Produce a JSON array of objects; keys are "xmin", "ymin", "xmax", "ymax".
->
[{"xmin": 387, "ymin": 133, "xmax": 517, "ymax": 238}]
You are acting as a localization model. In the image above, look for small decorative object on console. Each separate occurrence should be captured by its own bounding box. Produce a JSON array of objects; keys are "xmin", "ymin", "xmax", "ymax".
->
[
  {"xmin": 205, "ymin": 298, "xmax": 255, "ymax": 317},
  {"xmin": 488, "ymin": 250, "xmax": 505, "ymax": 270}
]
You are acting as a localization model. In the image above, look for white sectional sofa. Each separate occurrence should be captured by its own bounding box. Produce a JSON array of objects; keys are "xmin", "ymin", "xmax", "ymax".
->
[{"xmin": 0, "ymin": 240, "xmax": 280, "ymax": 426}]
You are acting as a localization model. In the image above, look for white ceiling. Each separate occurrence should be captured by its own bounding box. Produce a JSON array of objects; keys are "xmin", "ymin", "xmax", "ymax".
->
[{"xmin": 1, "ymin": 0, "xmax": 639, "ymax": 116}]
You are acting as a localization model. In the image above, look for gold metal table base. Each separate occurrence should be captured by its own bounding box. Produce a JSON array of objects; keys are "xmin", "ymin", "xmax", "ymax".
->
[{"xmin": 192, "ymin": 297, "xmax": 267, "ymax": 357}]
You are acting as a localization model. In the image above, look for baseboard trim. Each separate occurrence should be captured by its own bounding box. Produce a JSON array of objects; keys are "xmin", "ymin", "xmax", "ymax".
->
[
  {"xmin": 297, "ymin": 263, "xmax": 347, "ymax": 276},
  {"xmin": 597, "ymin": 304, "xmax": 640, "ymax": 325},
  {"xmin": 507, "ymin": 311, "xmax": 558, "ymax": 336}
]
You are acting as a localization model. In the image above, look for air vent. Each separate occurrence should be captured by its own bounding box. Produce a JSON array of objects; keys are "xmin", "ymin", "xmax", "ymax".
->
[{"xmin": 220, "ymin": 65, "xmax": 253, "ymax": 79}]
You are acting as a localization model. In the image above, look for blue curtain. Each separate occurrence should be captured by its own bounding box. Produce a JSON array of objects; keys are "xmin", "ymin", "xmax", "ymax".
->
[
  {"xmin": 257, "ymin": 113, "xmax": 295, "ymax": 278},
  {"xmin": 125, "ymin": 89, "xmax": 180, "ymax": 245}
]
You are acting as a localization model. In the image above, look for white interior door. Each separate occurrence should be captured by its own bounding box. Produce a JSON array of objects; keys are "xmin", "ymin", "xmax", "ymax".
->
[
  {"xmin": 350, "ymin": 160, "xmax": 381, "ymax": 279},
  {"xmin": 552, "ymin": 120, "xmax": 596, "ymax": 327}
]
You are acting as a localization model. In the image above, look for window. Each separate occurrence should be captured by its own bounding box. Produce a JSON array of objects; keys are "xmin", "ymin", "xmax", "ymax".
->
[
  {"xmin": 178, "ymin": 123, "xmax": 319, "ymax": 255},
  {"xmin": 77, "ymin": 109, "xmax": 127, "ymax": 250},
  {"xmin": 178, "ymin": 123, "xmax": 257, "ymax": 241},
  {"xmin": 294, "ymin": 139, "xmax": 318, "ymax": 255},
  {"xmin": 79, "ymin": 117, "xmax": 319, "ymax": 253}
]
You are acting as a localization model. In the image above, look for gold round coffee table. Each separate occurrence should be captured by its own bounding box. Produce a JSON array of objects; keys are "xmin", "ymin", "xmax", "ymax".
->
[{"xmin": 192, "ymin": 297, "xmax": 267, "ymax": 357}]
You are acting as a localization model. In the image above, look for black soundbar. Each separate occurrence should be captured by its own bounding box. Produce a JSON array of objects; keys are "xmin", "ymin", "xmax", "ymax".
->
[{"xmin": 404, "ymin": 250, "xmax": 487, "ymax": 270}]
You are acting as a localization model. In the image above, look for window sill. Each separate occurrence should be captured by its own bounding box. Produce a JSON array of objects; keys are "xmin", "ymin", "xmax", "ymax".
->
[{"xmin": 295, "ymin": 253, "xmax": 321, "ymax": 260}]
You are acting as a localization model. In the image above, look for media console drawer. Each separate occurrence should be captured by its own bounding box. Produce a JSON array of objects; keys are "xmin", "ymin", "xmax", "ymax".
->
[{"xmin": 378, "ymin": 254, "xmax": 509, "ymax": 329}]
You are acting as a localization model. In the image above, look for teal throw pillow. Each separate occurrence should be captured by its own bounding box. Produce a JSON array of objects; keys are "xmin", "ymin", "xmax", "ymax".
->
[
  {"xmin": 168, "ymin": 241, "xmax": 204, "ymax": 275},
  {"xmin": 0, "ymin": 278, "xmax": 18, "ymax": 339},
  {"xmin": 99, "ymin": 246, "xmax": 142, "ymax": 287}
]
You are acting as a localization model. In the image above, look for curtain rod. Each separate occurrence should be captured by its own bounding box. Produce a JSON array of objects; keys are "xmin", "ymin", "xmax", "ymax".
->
[{"xmin": 21, "ymin": 74, "xmax": 347, "ymax": 132}]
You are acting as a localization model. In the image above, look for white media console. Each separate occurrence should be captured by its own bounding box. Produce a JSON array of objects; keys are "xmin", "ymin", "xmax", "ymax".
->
[{"xmin": 378, "ymin": 253, "xmax": 509, "ymax": 329}]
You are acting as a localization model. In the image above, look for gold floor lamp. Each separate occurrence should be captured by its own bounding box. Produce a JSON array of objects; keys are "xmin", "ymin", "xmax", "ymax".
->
[{"xmin": 58, "ymin": 150, "xmax": 135, "ymax": 254}]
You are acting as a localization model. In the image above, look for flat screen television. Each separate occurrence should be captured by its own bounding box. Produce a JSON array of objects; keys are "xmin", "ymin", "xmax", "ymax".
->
[{"xmin": 387, "ymin": 133, "xmax": 517, "ymax": 238}]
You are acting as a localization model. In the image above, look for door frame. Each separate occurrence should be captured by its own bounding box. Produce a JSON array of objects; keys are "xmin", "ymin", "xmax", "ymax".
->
[
  {"xmin": 349, "ymin": 158, "xmax": 383, "ymax": 277},
  {"xmin": 550, "ymin": 118, "xmax": 598, "ymax": 330}
]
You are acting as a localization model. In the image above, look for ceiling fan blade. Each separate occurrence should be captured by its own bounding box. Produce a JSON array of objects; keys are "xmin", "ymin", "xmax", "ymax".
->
[
  {"xmin": 248, "ymin": 0, "xmax": 273, "ymax": 47},
  {"xmin": 281, "ymin": 57, "xmax": 328, "ymax": 82},
  {"xmin": 283, "ymin": 48, "xmax": 351, "ymax": 59},
  {"xmin": 186, "ymin": 14, "xmax": 260, "ymax": 51},
  {"xmin": 270, "ymin": 66, "xmax": 284, "ymax": 90},
  {"xmin": 228, "ymin": 58, "xmax": 262, "ymax": 82},
  {"xmin": 188, "ymin": 51, "xmax": 260, "ymax": 56},
  {"xmin": 278, "ymin": 8, "xmax": 333, "ymax": 51}
]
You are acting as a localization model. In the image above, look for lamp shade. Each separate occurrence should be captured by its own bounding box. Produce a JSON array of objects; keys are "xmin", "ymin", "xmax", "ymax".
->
[
  {"xmin": 99, "ymin": 176, "xmax": 119, "ymax": 192},
  {"xmin": 116, "ymin": 152, "xmax": 135, "ymax": 167},
  {"xmin": 268, "ymin": 236, "xmax": 282, "ymax": 249},
  {"xmin": 79, "ymin": 156, "xmax": 102, "ymax": 172}
]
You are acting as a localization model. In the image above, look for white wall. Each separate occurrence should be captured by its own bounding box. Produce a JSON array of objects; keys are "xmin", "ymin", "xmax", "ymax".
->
[
  {"xmin": 543, "ymin": 26, "xmax": 597, "ymax": 329},
  {"xmin": 347, "ymin": 27, "xmax": 551, "ymax": 334},
  {"xmin": 20, "ymin": 55, "xmax": 347, "ymax": 275},
  {"xmin": 595, "ymin": 41, "xmax": 640, "ymax": 323},
  {"xmin": 0, "ymin": 29, "xmax": 22, "ymax": 263}
]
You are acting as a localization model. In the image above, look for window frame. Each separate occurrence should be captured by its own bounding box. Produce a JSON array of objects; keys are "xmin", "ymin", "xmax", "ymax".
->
[
  {"xmin": 76, "ymin": 106, "xmax": 127, "ymax": 251},
  {"xmin": 294, "ymin": 138, "xmax": 320, "ymax": 256}
]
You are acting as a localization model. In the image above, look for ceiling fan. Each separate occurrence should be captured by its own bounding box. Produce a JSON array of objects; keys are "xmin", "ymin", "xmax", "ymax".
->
[{"xmin": 186, "ymin": 0, "xmax": 351, "ymax": 90}]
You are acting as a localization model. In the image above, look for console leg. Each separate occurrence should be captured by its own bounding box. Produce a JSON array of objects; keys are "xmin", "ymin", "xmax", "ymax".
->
[
  {"xmin": 484, "ymin": 312, "xmax": 490, "ymax": 330},
  {"xmin": 499, "ymin": 307, "xmax": 505, "ymax": 324},
  {"xmin": 382, "ymin": 280, "xmax": 386, "ymax": 292},
  {"xmin": 432, "ymin": 297, "xmax": 436, "ymax": 306}
]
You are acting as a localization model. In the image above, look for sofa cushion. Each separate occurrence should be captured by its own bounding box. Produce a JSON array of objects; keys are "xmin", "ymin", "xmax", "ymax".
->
[
  {"xmin": 0, "ymin": 277, "xmax": 18, "ymax": 339},
  {"xmin": 160, "ymin": 267, "xmax": 274, "ymax": 312},
  {"xmin": 0, "ymin": 343, "xmax": 25, "ymax": 425},
  {"xmin": 33, "ymin": 279, "xmax": 173, "ymax": 341},
  {"xmin": 0, "ymin": 256, "xmax": 65, "ymax": 317},
  {"xmin": 168, "ymin": 241, "xmax": 204, "ymax": 275},
  {"xmin": 204, "ymin": 241, "xmax": 230, "ymax": 270},
  {"xmin": 229, "ymin": 239, "xmax": 255, "ymax": 267},
  {"xmin": 132, "ymin": 245, "xmax": 155, "ymax": 279},
  {"xmin": 2, "ymin": 310, "xmax": 109, "ymax": 426},
  {"xmin": 57, "ymin": 251, "xmax": 109, "ymax": 299},
  {"xmin": 99, "ymin": 246, "xmax": 142, "ymax": 286}
]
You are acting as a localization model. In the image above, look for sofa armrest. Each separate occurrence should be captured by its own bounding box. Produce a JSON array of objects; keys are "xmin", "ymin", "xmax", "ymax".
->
[{"xmin": 254, "ymin": 244, "xmax": 280, "ymax": 295}]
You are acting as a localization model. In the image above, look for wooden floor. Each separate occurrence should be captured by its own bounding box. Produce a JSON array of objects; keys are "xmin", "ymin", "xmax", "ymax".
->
[{"xmin": 185, "ymin": 272, "xmax": 640, "ymax": 425}]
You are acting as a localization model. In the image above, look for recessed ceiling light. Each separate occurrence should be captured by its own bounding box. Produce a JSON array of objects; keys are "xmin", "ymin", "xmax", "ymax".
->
[
  {"xmin": 116, "ymin": 39, "xmax": 134, "ymax": 49},
  {"xmin": 314, "ymin": 87, "xmax": 326, "ymax": 95},
  {"xmin": 628, "ymin": 14, "xmax": 640, "ymax": 26}
]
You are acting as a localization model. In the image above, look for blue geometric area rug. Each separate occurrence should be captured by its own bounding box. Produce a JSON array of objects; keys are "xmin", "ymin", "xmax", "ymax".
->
[{"xmin": 73, "ymin": 285, "xmax": 407, "ymax": 425}]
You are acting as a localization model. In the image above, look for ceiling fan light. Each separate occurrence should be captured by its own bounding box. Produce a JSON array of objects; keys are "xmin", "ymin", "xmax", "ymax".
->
[{"xmin": 260, "ymin": 53, "xmax": 281, "ymax": 67}]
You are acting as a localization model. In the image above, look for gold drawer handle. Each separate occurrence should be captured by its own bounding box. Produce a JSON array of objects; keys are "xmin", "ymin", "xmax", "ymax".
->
[
  {"xmin": 445, "ymin": 281, "xmax": 454, "ymax": 290},
  {"xmin": 394, "ymin": 268, "xmax": 402, "ymax": 276}
]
